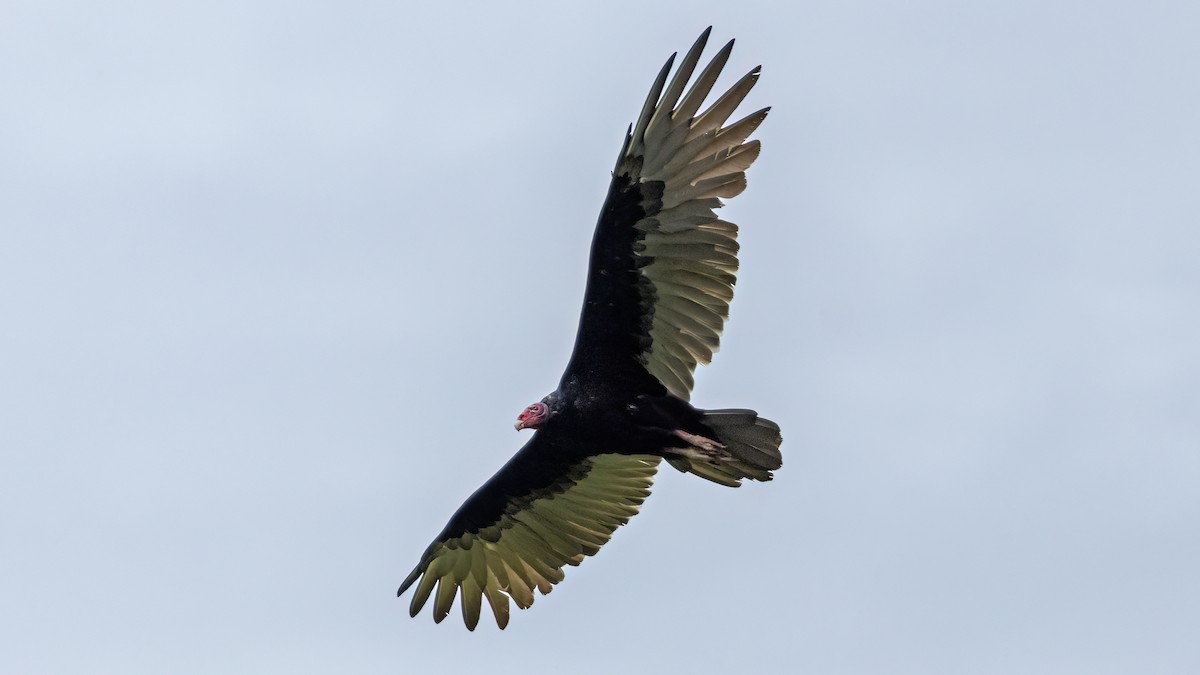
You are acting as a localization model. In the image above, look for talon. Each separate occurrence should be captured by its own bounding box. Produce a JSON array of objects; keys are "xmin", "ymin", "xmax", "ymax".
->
[
  {"xmin": 671, "ymin": 429, "xmax": 731, "ymax": 462},
  {"xmin": 674, "ymin": 429, "xmax": 724, "ymax": 452}
]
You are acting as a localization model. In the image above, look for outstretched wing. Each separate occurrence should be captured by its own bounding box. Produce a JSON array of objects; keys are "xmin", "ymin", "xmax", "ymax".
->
[
  {"xmin": 397, "ymin": 433, "xmax": 658, "ymax": 630},
  {"xmin": 563, "ymin": 27, "xmax": 769, "ymax": 400}
]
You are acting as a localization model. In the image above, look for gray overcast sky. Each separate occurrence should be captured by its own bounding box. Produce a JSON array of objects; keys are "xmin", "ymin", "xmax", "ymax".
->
[{"xmin": 3, "ymin": 1, "xmax": 1198, "ymax": 673}]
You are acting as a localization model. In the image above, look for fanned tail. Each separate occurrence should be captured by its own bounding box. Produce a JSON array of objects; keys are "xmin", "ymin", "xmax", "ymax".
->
[{"xmin": 667, "ymin": 409, "xmax": 782, "ymax": 487}]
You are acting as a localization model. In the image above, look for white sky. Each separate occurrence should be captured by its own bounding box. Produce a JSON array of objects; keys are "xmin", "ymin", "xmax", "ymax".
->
[{"xmin": 3, "ymin": 2, "xmax": 1198, "ymax": 673}]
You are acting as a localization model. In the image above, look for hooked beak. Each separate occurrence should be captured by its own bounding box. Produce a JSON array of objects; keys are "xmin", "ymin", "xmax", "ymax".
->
[{"xmin": 514, "ymin": 420, "xmax": 525, "ymax": 431}]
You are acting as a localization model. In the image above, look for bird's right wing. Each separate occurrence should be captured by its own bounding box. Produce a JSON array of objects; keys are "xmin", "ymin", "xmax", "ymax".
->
[{"xmin": 397, "ymin": 436, "xmax": 659, "ymax": 630}]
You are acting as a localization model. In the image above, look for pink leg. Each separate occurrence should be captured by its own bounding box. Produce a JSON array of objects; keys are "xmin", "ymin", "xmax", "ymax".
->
[{"xmin": 671, "ymin": 430, "xmax": 731, "ymax": 461}]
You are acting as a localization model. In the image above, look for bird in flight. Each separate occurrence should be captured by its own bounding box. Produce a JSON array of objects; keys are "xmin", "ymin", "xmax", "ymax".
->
[{"xmin": 397, "ymin": 27, "xmax": 781, "ymax": 630}]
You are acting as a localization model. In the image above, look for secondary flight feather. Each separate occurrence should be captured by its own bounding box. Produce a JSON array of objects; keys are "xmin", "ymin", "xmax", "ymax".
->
[{"xmin": 397, "ymin": 27, "xmax": 781, "ymax": 630}]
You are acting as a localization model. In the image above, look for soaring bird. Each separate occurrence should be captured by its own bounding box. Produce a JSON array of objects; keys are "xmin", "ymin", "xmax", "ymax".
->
[{"xmin": 397, "ymin": 27, "xmax": 781, "ymax": 630}]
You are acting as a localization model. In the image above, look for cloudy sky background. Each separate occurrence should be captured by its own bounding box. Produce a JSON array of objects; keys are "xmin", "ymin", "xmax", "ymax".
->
[{"xmin": 3, "ymin": 1, "xmax": 1198, "ymax": 673}]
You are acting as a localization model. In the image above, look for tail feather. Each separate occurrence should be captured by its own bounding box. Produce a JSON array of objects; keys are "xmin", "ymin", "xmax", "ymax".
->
[{"xmin": 667, "ymin": 409, "xmax": 783, "ymax": 487}]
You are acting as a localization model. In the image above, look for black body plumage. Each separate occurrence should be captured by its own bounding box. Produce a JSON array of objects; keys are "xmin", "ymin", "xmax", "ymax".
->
[{"xmin": 397, "ymin": 28, "xmax": 782, "ymax": 630}]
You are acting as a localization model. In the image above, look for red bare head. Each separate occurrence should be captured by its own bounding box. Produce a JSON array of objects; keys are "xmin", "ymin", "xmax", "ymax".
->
[{"xmin": 515, "ymin": 402, "xmax": 549, "ymax": 431}]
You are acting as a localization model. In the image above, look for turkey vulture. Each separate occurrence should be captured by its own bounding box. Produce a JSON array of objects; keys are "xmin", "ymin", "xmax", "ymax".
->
[{"xmin": 397, "ymin": 27, "xmax": 781, "ymax": 630}]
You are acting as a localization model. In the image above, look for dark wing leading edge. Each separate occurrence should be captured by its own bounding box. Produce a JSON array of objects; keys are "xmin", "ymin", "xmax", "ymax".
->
[
  {"xmin": 563, "ymin": 27, "xmax": 769, "ymax": 401},
  {"xmin": 397, "ymin": 433, "xmax": 658, "ymax": 630}
]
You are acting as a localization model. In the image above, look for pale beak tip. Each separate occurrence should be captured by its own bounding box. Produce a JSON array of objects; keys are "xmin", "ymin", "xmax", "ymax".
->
[{"xmin": 514, "ymin": 421, "xmax": 524, "ymax": 431}]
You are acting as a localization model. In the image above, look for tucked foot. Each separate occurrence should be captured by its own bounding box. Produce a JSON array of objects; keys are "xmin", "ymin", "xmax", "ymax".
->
[{"xmin": 671, "ymin": 430, "xmax": 732, "ymax": 462}]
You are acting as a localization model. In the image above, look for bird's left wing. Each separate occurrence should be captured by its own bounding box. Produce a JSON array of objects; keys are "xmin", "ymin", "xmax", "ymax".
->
[
  {"xmin": 397, "ymin": 438, "xmax": 658, "ymax": 630},
  {"xmin": 563, "ymin": 28, "xmax": 769, "ymax": 400}
]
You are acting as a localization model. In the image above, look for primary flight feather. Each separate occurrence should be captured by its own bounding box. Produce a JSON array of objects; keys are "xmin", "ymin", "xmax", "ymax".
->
[{"xmin": 397, "ymin": 27, "xmax": 781, "ymax": 630}]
